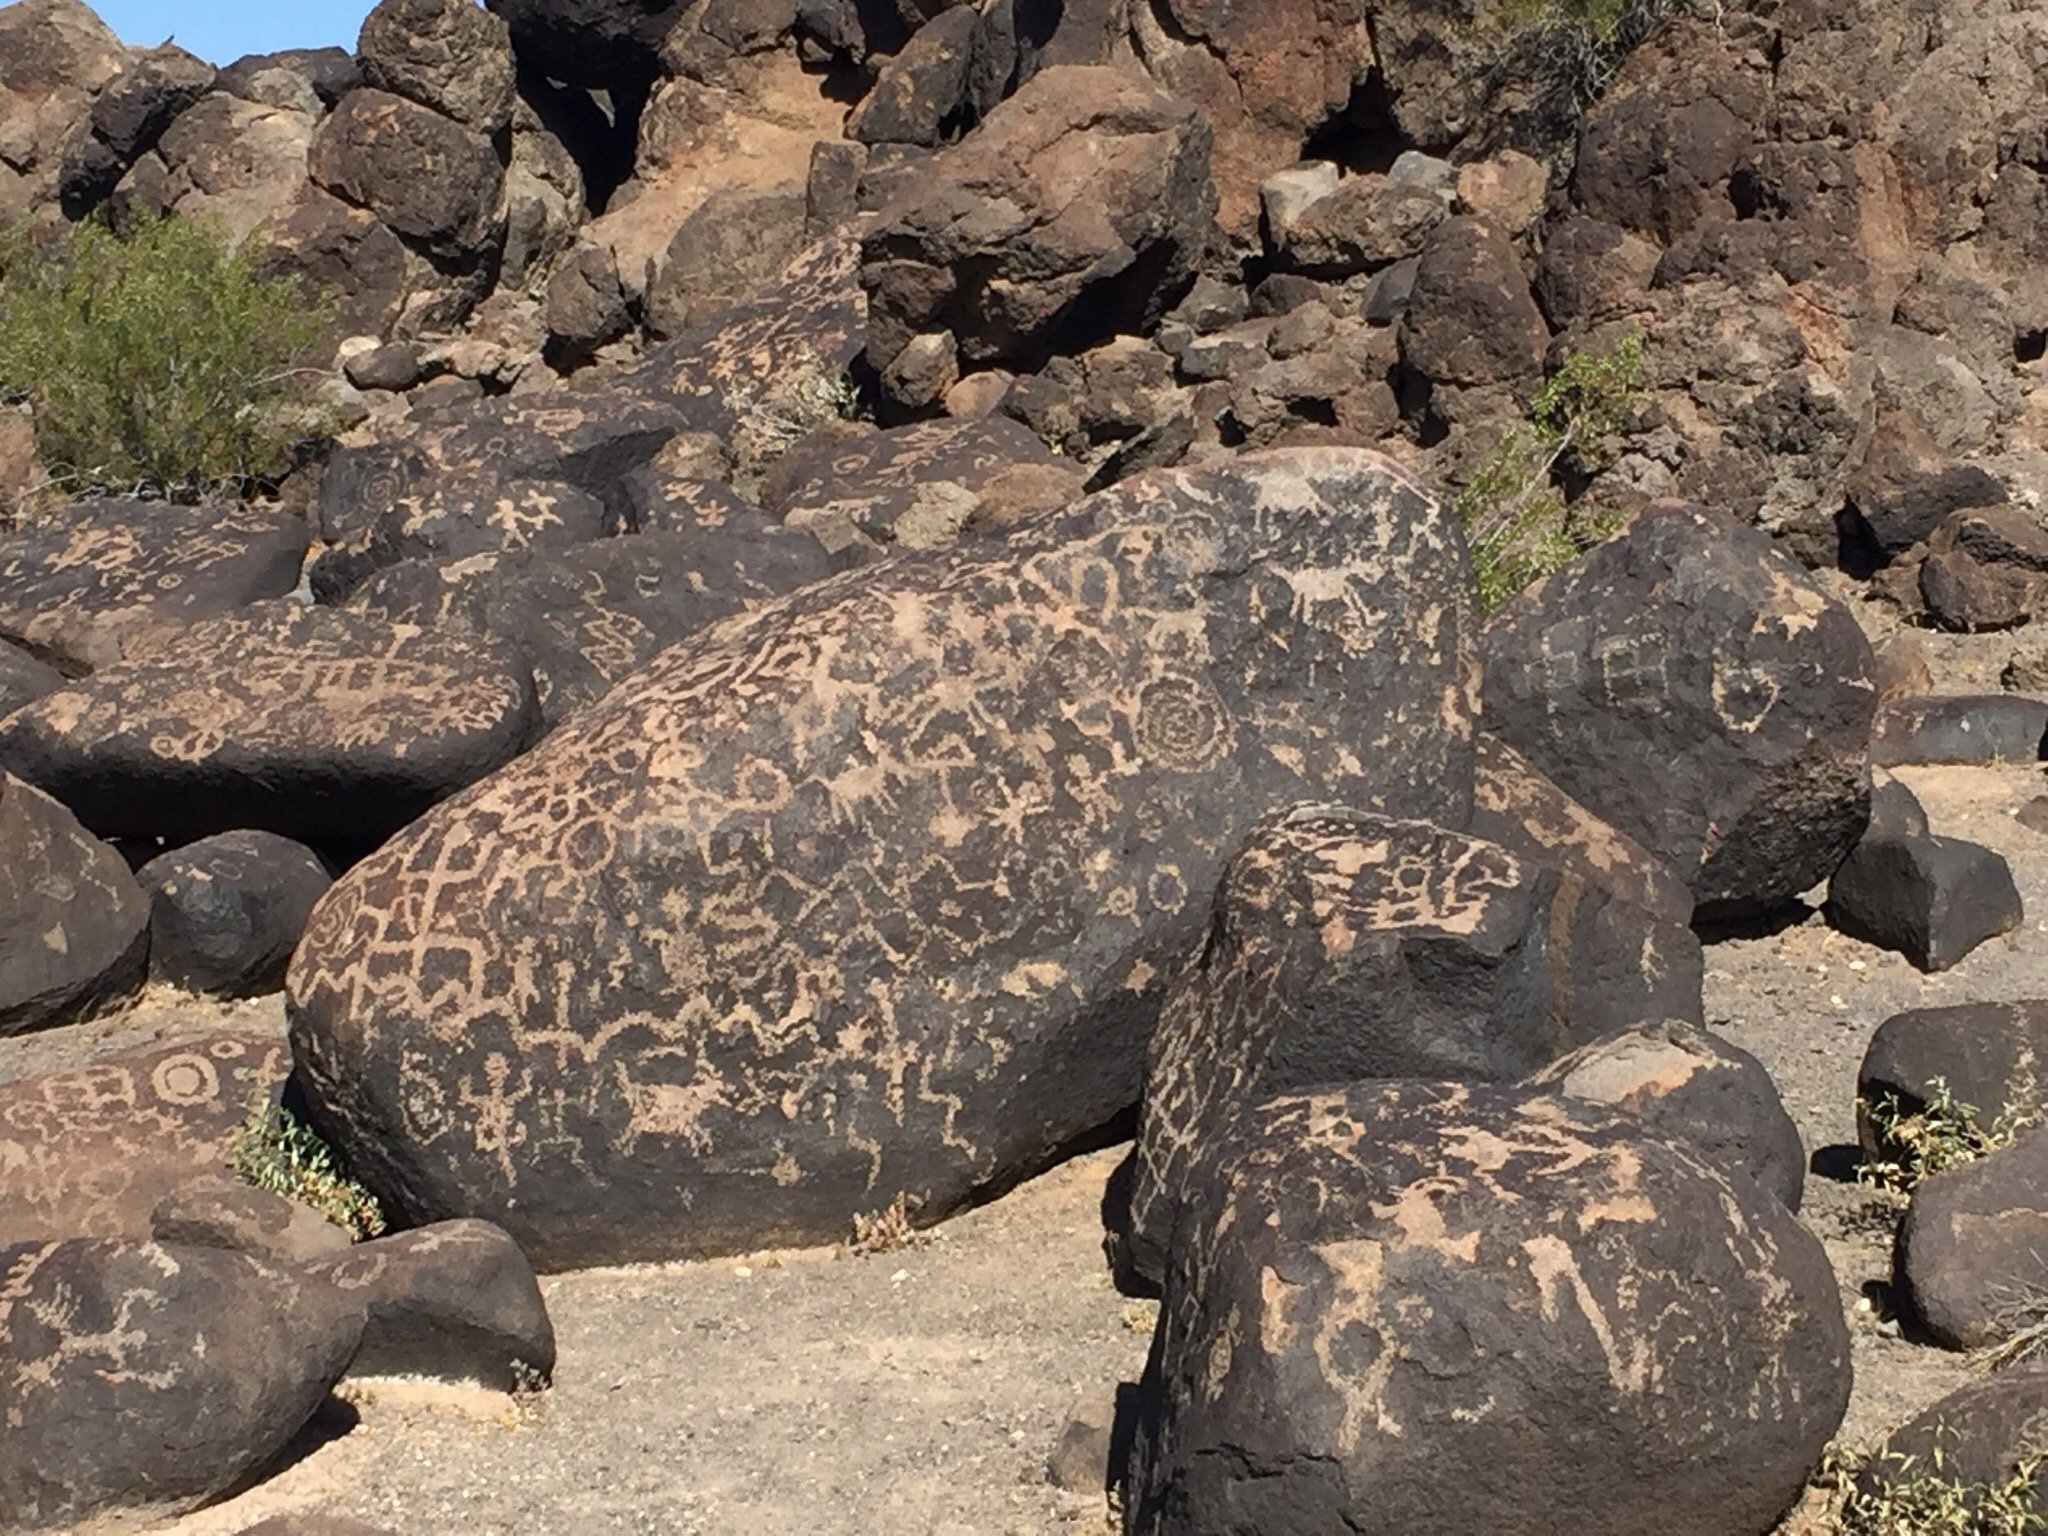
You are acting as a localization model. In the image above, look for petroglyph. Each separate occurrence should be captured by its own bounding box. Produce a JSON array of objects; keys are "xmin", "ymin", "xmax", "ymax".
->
[{"xmin": 289, "ymin": 449, "xmax": 1479, "ymax": 1269}]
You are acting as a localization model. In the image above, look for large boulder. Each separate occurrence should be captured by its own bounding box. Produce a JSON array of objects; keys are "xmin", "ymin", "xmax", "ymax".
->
[
  {"xmin": 860, "ymin": 66, "xmax": 1216, "ymax": 381},
  {"xmin": 1398, "ymin": 215, "xmax": 1550, "ymax": 388},
  {"xmin": 0, "ymin": 1032, "xmax": 287, "ymax": 1247},
  {"xmin": 0, "ymin": 773, "xmax": 148, "ymax": 1036},
  {"xmin": 138, "ymin": 831, "xmax": 334, "ymax": 997},
  {"xmin": 308, "ymin": 87, "xmax": 505, "ymax": 265},
  {"xmin": 1123, "ymin": 805, "xmax": 1584, "ymax": 1286},
  {"xmin": 1858, "ymin": 1000, "xmax": 2048, "ymax": 1161},
  {"xmin": 1482, "ymin": 501, "xmax": 1877, "ymax": 920},
  {"xmin": 0, "ymin": 1239, "xmax": 363, "ymax": 1533},
  {"xmin": 288, "ymin": 449, "xmax": 1480, "ymax": 1269},
  {"xmin": 1470, "ymin": 734, "xmax": 1705, "ymax": 1034},
  {"xmin": 1897, "ymin": 1124, "xmax": 2048, "ymax": 1351},
  {"xmin": 0, "ymin": 0, "xmax": 129, "ymax": 221},
  {"xmin": 349, "ymin": 524, "xmax": 834, "ymax": 730},
  {"xmin": 0, "ymin": 605, "xmax": 540, "ymax": 852},
  {"xmin": 54, "ymin": 42, "xmax": 214, "ymax": 217},
  {"xmin": 125, "ymin": 92, "xmax": 319, "ymax": 246},
  {"xmin": 0, "ymin": 501, "xmax": 309, "ymax": 675},
  {"xmin": 357, "ymin": 0, "xmax": 517, "ymax": 133},
  {"xmin": 1124, "ymin": 1082, "xmax": 1851, "ymax": 1536},
  {"xmin": 1856, "ymin": 1373, "xmax": 2048, "ymax": 1518}
]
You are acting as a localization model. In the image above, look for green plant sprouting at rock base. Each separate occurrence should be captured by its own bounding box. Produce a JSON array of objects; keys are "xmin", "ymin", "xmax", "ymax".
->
[
  {"xmin": 1858, "ymin": 1078, "xmax": 2040, "ymax": 1196},
  {"xmin": 0, "ymin": 212, "xmax": 333, "ymax": 503},
  {"xmin": 1491, "ymin": 0, "xmax": 1689, "ymax": 147},
  {"xmin": 1823, "ymin": 1440, "xmax": 2048, "ymax": 1536},
  {"xmin": 229, "ymin": 1091, "xmax": 386, "ymax": 1241},
  {"xmin": 1454, "ymin": 331, "xmax": 1647, "ymax": 613}
]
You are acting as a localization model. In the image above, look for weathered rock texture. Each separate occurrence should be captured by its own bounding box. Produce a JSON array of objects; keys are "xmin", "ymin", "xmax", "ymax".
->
[
  {"xmin": 139, "ymin": 831, "xmax": 334, "ymax": 997},
  {"xmin": 0, "ymin": 773, "xmax": 148, "ymax": 1035},
  {"xmin": 0, "ymin": 1032, "xmax": 286, "ymax": 1248},
  {"xmin": 1124, "ymin": 1083, "xmax": 1851, "ymax": 1536},
  {"xmin": 1483, "ymin": 502, "xmax": 1877, "ymax": 920},
  {"xmin": 0, "ymin": 1239, "xmax": 363, "ymax": 1533},
  {"xmin": 288, "ymin": 449, "xmax": 1480, "ymax": 1269},
  {"xmin": 1858, "ymin": 1000, "xmax": 2048, "ymax": 1161},
  {"xmin": 1897, "ymin": 1124, "xmax": 2048, "ymax": 1352}
]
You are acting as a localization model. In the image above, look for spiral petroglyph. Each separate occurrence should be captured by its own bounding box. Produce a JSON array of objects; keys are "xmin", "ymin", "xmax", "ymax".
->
[{"xmin": 287, "ymin": 448, "xmax": 1480, "ymax": 1269}]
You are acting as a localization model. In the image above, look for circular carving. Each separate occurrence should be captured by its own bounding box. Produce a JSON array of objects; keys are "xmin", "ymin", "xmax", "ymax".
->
[
  {"xmin": 1135, "ymin": 673, "xmax": 1232, "ymax": 773},
  {"xmin": 151, "ymin": 1053, "xmax": 220, "ymax": 1106}
]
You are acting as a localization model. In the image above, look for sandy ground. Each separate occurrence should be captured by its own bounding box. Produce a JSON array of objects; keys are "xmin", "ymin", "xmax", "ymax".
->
[{"xmin": 15, "ymin": 591, "xmax": 2047, "ymax": 1536}]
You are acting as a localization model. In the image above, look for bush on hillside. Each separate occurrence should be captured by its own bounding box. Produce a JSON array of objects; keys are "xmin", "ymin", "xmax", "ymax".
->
[
  {"xmin": 1492, "ymin": 0, "xmax": 1685, "ymax": 147},
  {"xmin": 0, "ymin": 213, "xmax": 333, "ymax": 502}
]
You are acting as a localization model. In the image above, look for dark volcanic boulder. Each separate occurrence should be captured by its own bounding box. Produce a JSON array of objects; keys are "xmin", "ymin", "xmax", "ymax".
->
[
  {"xmin": 0, "ymin": 605, "xmax": 540, "ymax": 850},
  {"xmin": 305, "ymin": 1219, "xmax": 554, "ymax": 1390},
  {"xmin": 0, "ymin": 1239, "xmax": 363, "ymax": 1532},
  {"xmin": 349, "ymin": 525, "xmax": 834, "ymax": 729},
  {"xmin": 0, "ymin": 501, "xmax": 309, "ymax": 675},
  {"xmin": 55, "ymin": 43, "xmax": 215, "ymax": 217},
  {"xmin": 1525, "ymin": 1019, "xmax": 1806, "ymax": 1210},
  {"xmin": 308, "ymin": 87, "xmax": 504, "ymax": 264},
  {"xmin": 1124, "ymin": 805, "xmax": 1579, "ymax": 1286},
  {"xmin": 1859, "ymin": 1000, "xmax": 2048, "ymax": 1161},
  {"xmin": 1870, "ymin": 694, "xmax": 2048, "ymax": 766},
  {"xmin": 1857, "ymin": 1373, "xmax": 2048, "ymax": 1516},
  {"xmin": 0, "ymin": 773, "xmax": 148, "ymax": 1036},
  {"xmin": 287, "ymin": 449, "xmax": 1481, "ymax": 1269},
  {"xmin": 1124, "ymin": 1082, "xmax": 1851, "ymax": 1536},
  {"xmin": 152, "ymin": 1176, "xmax": 351, "ymax": 1265},
  {"xmin": 1825, "ymin": 832, "xmax": 2022, "ymax": 972},
  {"xmin": 1483, "ymin": 501, "xmax": 1878, "ymax": 920},
  {"xmin": 139, "ymin": 831, "xmax": 333, "ymax": 997},
  {"xmin": 1398, "ymin": 216, "xmax": 1550, "ymax": 388},
  {"xmin": 0, "ymin": 1032, "xmax": 285, "ymax": 1247},
  {"xmin": 357, "ymin": 0, "xmax": 517, "ymax": 133},
  {"xmin": 860, "ymin": 66, "xmax": 1216, "ymax": 378},
  {"xmin": 1470, "ymin": 734, "xmax": 1705, "ymax": 1034},
  {"xmin": 1897, "ymin": 1124, "xmax": 2048, "ymax": 1351}
]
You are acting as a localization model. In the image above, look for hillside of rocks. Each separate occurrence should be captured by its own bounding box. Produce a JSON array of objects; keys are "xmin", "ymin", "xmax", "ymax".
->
[{"xmin": 8, "ymin": 0, "xmax": 2048, "ymax": 1531}]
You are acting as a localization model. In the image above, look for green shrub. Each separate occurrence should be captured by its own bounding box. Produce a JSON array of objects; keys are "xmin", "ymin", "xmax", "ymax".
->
[
  {"xmin": 1492, "ymin": 0, "xmax": 1685, "ymax": 146},
  {"xmin": 229, "ymin": 1091, "xmax": 386, "ymax": 1240},
  {"xmin": 1454, "ymin": 330, "xmax": 1646, "ymax": 613},
  {"xmin": 1859, "ymin": 1078, "xmax": 2039, "ymax": 1195},
  {"xmin": 0, "ymin": 213, "xmax": 333, "ymax": 500}
]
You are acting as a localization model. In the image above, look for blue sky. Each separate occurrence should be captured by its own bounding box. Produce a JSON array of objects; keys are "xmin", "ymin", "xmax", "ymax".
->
[{"xmin": 84, "ymin": 1, "xmax": 381, "ymax": 63}]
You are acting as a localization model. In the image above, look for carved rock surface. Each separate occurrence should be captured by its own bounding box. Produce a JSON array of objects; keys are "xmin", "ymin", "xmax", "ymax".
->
[
  {"xmin": 1483, "ymin": 501, "xmax": 1877, "ymax": 919},
  {"xmin": 1524, "ymin": 1019, "xmax": 1806, "ymax": 1210},
  {"xmin": 357, "ymin": 0, "xmax": 517, "ymax": 132},
  {"xmin": 1124, "ymin": 1083, "xmax": 1852, "ymax": 1536},
  {"xmin": 288, "ymin": 449, "xmax": 1480, "ymax": 1269},
  {"xmin": 308, "ymin": 87, "xmax": 504, "ymax": 263},
  {"xmin": 0, "ymin": 605, "xmax": 540, "ymax": 850},
  {"xmin": 1125, "ymin": 805, "xmax": 1576, "ymax": 1286},
  {"xmin": 0, "ymin": 501, "xmax": 309, "ymax": 675},
  {"xmin": 0, "ymin": 1032, "xmax": 286, "ymax": 1247},
  {"xmin": 0, "ymin": 774, "xmax": 148, "ymax": 1037},
  {"xmin": 0, "ymin": 1239, "xmax": 363, "ymax": 1533}
]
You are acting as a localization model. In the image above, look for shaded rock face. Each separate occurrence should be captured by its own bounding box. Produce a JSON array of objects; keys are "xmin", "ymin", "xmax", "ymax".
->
[
  {"xmin": 860, "ymin": 65, "xmax": 1216, "ymax": 379},
  {"xmin": 0, "ymin": 501, "xmax": 310, "ymax": 676},
  {"xmin": 1825, "ymin": 831, "xmax": 2022, "ymax": 973},
  {"xmin": 1858, "ymin": 1000, "xmax": 2048, "ymax": 1161},
  {"xmin": 0, "ymin": 642, "xmax": 63, "ymax": 722},
  {"xmin": 139, "ymin": 831, "xmax": 334, "ymax": 998},
  {"xmin": 305, "ymin": 1219, "xmax": 555, "ymax": 1390},
  {"xmin": 0, "ymin": 1239, "xmax": 364, "ymax": 1534},
  {"xmin": 1898, "ymin": 1123, "xmax": 2048, "ymax": 1352},
  {"xmin": 55, "ymin": 43, "xmax": 214, "ymax": 218},
  {"xmin": 349, "ymin": 525, "xmax": 835, "ymax": 730},
  {"xmin": 1470, "ymin": 735, "xmax": 1705, "ymax": 1036},
  {"xmin": 0, "ymin": 1032, "xmax": 285, "ymax": 1248},
  {"xmin": 1124, "ymin": 1083, "xmax": 1851, "ymax": 1536},
  {"xmin": 0, "ymin": 774, "xmax": 148, "ymax": 1037},
  {"xmin": 1125, "ymin": 805, "xmax": 1579, "ymax": 1286},
  {"xmin": 1483, "ymin": 502, "xmax": 1877, "ymax": 920},
  {"xmin": 0, "ymin": 605, "xmax": 541, "ymax": 852},
  {"xmin": 309, "ymin": 87, "xmax": 505, "ymax": 264},
  {"xmin": 287, "ymin": 450, "xmax": 1480, "ymax": 1270},
  {"xmin": 486, "ymin": 0, "xmax": 692, "ymax": 87},
  {"xmin": 1525, "ymin": 1019, "xmax": 1806, "ymax": 1210}
]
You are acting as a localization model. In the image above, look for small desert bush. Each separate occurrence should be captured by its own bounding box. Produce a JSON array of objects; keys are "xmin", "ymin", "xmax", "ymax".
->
[
  {"xmin": 1824, "ymin": 1440, "xmax": 2048, "ymax": 1536},
  {"xmin": 1859, "ymin": 1078, "xmax": 2039, "ymax": 1195},
  {"xmin": 229, "ymin": 1091, "xmax": 386, "ymax": 1240},
  {"xmin": 845, "ymin": 1191, "xmax": 929, "ymax": 1256},
  {"xmin": 0, "ymin": 212, "xmax": 332, "ymax": 500},
  {"xmin": 1455, "ymin": 330, "xmax": 1646, "ymax": 613},
  {"xmin": 1492, "ymin": 0, "xmax": 1686, "ymax": 144}
]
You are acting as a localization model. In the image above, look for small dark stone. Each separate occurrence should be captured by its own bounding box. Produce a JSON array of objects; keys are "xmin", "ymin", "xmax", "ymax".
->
[
  {"xmin": 1869, "ymin": 694, "xmax": 2048, "ymax": 766},
  {"xmin": 305, "ymin": 1219, "xmax": 555, "ymax": 1390},
  {"xmin": 2019, "ymin": 795, "xmax": 2048, "ymax": 835},
  {"xmin": 1046, "ymin": 1391, "xmax": 1118, "ymax": 1493},
  {"xmin": 1826, "ymin": 832, "xmax": 2022, "ymax": 972},
  {"xmin": 138, "ymin": 831, "xmax": 334, "ymax": 998},
  {"xmin": 343, "ymin": 341, "xmax": 425, "ymax": 393}
]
